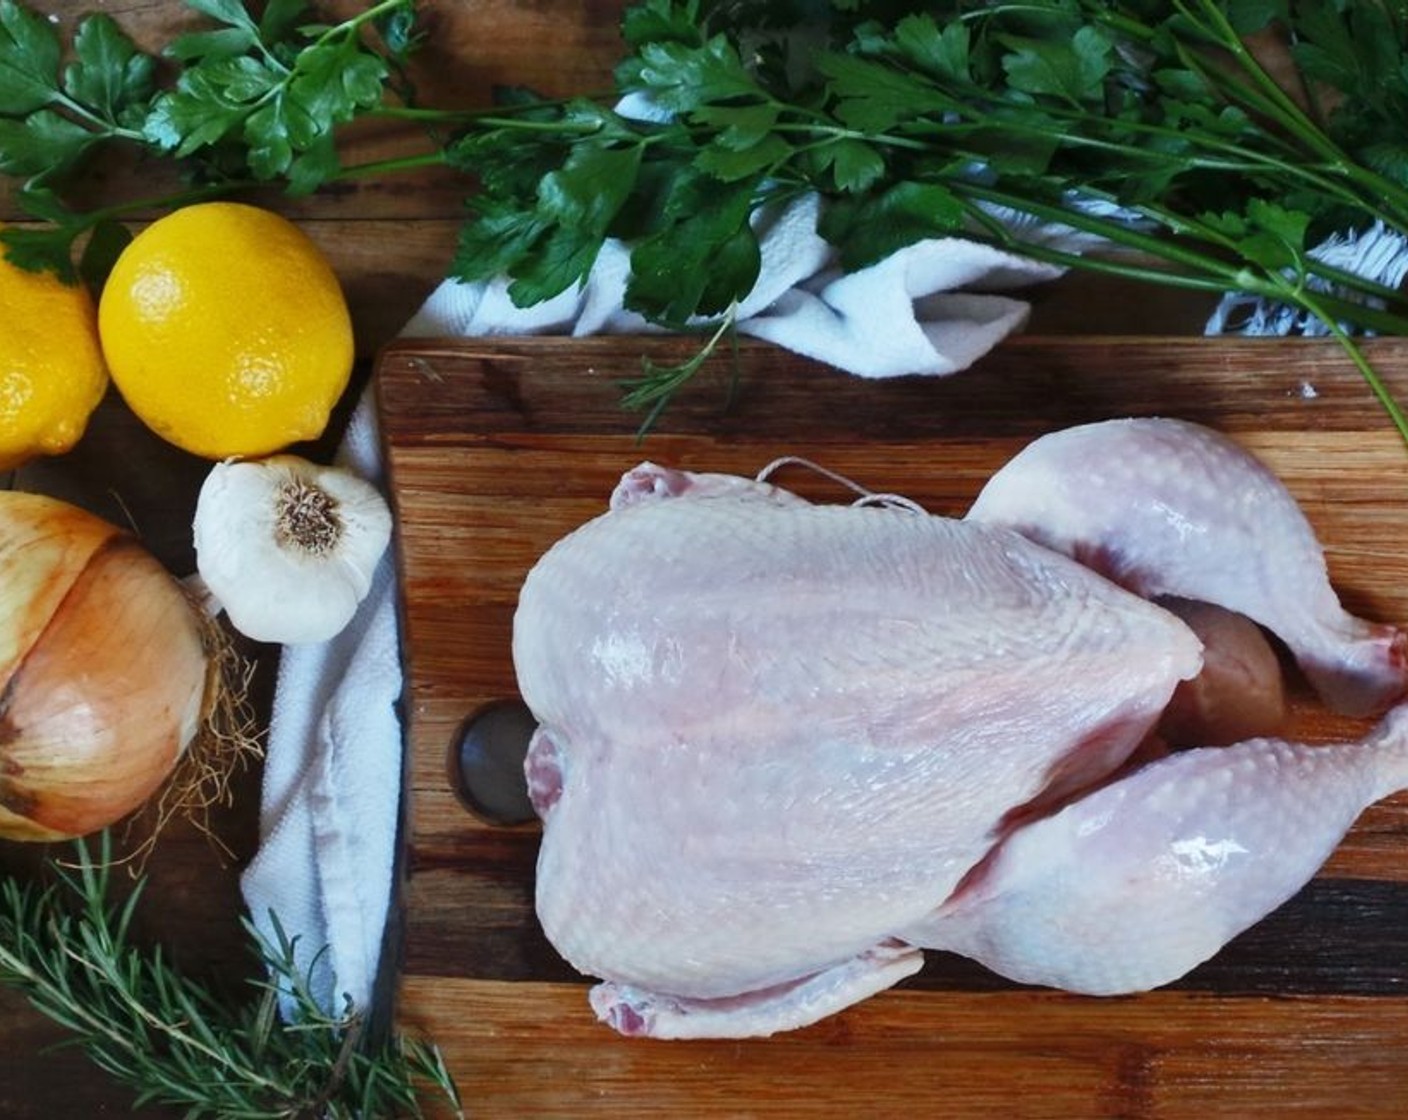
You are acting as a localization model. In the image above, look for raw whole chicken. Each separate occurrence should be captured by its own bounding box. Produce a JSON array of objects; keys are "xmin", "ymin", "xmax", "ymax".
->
[{"xmin": 511, "ymin": 418, "xmax": 1408, "ymax": 1040}]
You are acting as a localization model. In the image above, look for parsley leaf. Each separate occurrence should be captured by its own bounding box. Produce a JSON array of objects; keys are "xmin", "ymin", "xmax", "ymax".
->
[
  {"xmin": 0, "ymin": 109, "xmax": 93, "ymax": 176},
  {"xmin": 0, "ymin": 0, "xmax": 60, "ymax": 115},
  {"xmin": 143, "ymin": 0, "xmax": 409, "ymax": 188},
  {"xmin": 63, "ymin": 14, "xmax": 156, "ymax": 126}
]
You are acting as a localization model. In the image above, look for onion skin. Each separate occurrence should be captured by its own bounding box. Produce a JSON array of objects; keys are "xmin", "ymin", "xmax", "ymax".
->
[{"xmin": 0, "ymin": 493, "xmax": 207, "ymax": 841}]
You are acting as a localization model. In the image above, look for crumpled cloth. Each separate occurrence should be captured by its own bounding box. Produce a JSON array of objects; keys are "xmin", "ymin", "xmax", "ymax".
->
[
  {"xmin": 404, "ymin": 193, "xmax": 1064, "ymax": 376},
  {"xmin": 239, "ymin": 191, "xmax": 1076, "ymax": 1016},
  {"xmin": 238, "ymin": 401, "xmax": 403, "ymax": 1016}
]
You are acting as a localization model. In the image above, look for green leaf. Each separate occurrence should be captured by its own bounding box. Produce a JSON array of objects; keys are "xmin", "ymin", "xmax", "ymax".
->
[
  {"xmin": 78, "ymin": 217, "xmax": 131, "ymax": 289},
  {"xmin": 999, "ymin": 26, "xmax": 1113, "ymax": 104},
  {"xmin": 63, "ymin": 13, "xmax": 155, "ymax": 123},
  {"xmin": 0, "ymin": 222, "xmax": 78, "ymax": 281},
  {"xmin": 182, "ymin": 0, "xmax": 258, "ymax": 32},
  {"xmin": 818, "ymin": 179, "xmax": 967, "ymax": 270},
  {"xmin": 141, "ymin": 56, "xmax": 279, "ymax": 155},
  {"xmin": 452, "ymin": 202, "xmax": 548, "ymax": 283},
  {"xmin": 164, "ymin": 26, "xmax": 258, "ymax": 63},
  {"xmin": 288, "ymin": 41, "xmax": 385, "ymax": 124},
  {"xmin": 1204, "ymin": 198, "xmax": 1311, "ymax": 273},
  {"xmin": 1361, "ymin": 139, "xmax": 1408, "ymax": 188},
  {"xmin": 0, "ymin": 0, "xmax": 61, "ymax": 115},
  {"xmin": 691, "ymin": 101, "xmax": 778, "ymax": 151},
  {"xmin": 507, "ymin": 222, "xmax": 606, "ymax": 307},
  {"xmin": 202, "ymin": 54, "xmax": 280, "ymax": 102},
  {"xmin": 259, "ymin": 0, "xmax": 308, "ymax": 43},
  {"xmin": 818, "ymin": 137, "xmax": 885, "ymax": 193},
  {"xmin": 697, "ymin": 223, "xmax": 760, "ymax": 316},
  {"xmin": 535, "ymin": 141, "xmax": 638, "ymax": 230},
  {"xmin": 243, "ymin": 101, "xmax": 295, "ymax": 177},
  {"xmin": 0, "ymin": 108, "xmax": 93, "ymax": 175},
  {"xmin": 892, "ymin": 13, "xmax": 969, "ymax": 83},
  {"xmin": 11, "ymin": 180, "xmax": 71, "ymax": 222},
  {"xmin": 517, "ymin": 142, "xmax": 642, "ymax": 296},
  {"xmin": 285, "ymin": 132, "xmax": 340, "ymax": 193},
  {"xmin": 1224, "ymin": 0, "xmax": 1284, "ymax": 35},
  {"xmin": 819, "ymin": 51, "xmax": 946, "ymax": 132},
  {"xmin": 624, "ymin": 171, "xmax": 758, "ymax": 324},
  {"xmin": 621, "ymin": 34, "xmax": 760, "ymax": 111},
  {"xmin": 621, "ymin": 0, "xmax": 703, "ymax": 50},
  {"xmin": 694, "ymin": 131, "xmax": 791, "ymax": 181},
  {"xmin": 142, "ymin": 85, "xmax": 247, "ymax": 154}
]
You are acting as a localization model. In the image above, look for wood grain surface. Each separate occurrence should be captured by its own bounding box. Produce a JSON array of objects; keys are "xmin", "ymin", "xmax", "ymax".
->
[{"xmin": 379, "ymin": 334, "xmax": 1408, "ymax": 1117}]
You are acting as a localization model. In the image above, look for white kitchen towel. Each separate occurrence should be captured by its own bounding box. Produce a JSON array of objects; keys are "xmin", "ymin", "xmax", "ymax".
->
[
  {"xmin": 238, "ymin": 402, "xmax": 403, "ymax": 1018},
  {"xmin": 242, "ymin": 191, "xmax": 1074, "ymax": 1018},
  {"xmin": 403, "ymin": 193, "xmax": 1065, "ymax": 376}
]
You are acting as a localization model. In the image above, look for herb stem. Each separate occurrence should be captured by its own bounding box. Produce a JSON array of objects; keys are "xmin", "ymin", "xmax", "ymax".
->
[
  {"xmin": 1294, "ymin": 289, "xmax": 1408, "ymax": 445},
  {"xmin": 48, "ymin": 94, "xmax": 146, "ymax": 143},
  {"xmin": 334, "ymin": 148, "xmax": 449, "ymax": 178},
  {"xmin": 956, "ymin": 187, "xmax": 1408, "ymax": 338}
]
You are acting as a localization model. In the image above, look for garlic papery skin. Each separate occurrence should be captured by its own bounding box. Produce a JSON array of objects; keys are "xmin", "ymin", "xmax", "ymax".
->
[
  {"xmin": 192, "ymin": 454, "xmax": 392, "ymax": 646},
  {"xmin": 0, "ymin": 492, "xmax": 208, "ymax": 842}
]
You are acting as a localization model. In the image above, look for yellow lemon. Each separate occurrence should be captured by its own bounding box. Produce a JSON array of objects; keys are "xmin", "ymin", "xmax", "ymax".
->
[
  {"xmin": 98, "ymin": 202, "xmax": 354, "ymax": 459},
  {"xmin": 0, "ymin": 235, "xmax": 109, "ymax": 472}
]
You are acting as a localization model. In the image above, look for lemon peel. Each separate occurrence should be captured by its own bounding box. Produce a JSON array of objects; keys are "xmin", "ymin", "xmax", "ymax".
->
[{"xmin": 0, "ymin": 233, "xmax": 109, "ymax": 472}]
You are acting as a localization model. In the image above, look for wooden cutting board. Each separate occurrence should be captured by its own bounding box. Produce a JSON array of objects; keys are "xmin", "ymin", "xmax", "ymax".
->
[{"xmin": 376, "ymin": 335, "xmax": 1408, "ymax": 1118}]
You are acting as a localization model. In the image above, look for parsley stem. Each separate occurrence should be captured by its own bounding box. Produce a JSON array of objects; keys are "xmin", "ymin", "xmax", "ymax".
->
[
  {"xmin": 955, "ymin": 184, "xmax": 1408, "ymax": 338},
  {"xmin": 368, "ymin": 103, "xmax": 599, "ymax": 127},
  {"xmin": 49, "ymin": 92, "xmax": 146, "ymax": 144},
  {"xmin": 1182, "ymin": 0, "xmax": 1342, "ymax": 164},
  {"xmin": 334, "ymin": 149, "xmax": 449, "ymax": 178},
  {"xmin": 1169, "ymin": 0, "xmax": 1408, "ymax": 225},
  {"xmin": 955, "ymin": 181, "xmax": 1245, "ymax": 284},
  {"xmin": 73, "ymin": 181, "xmax": 256, "ymax": 227},
  {"xmin": 1292, "ymin": 291, "xmax": 1408, "ymax": 448}
]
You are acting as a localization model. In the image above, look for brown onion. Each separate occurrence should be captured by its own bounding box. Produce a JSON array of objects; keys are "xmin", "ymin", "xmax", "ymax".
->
[{"xmin": 0, "ymin": 491, "xmax": 208, "ymax": 841}]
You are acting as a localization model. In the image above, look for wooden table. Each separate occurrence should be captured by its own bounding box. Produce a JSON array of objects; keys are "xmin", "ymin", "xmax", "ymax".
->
[{"xmin": 0, "ymin": 1, "xmax": 1343, "ymax": 1116}]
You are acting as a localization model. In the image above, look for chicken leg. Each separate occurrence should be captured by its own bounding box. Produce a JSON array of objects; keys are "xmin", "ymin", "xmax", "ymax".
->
[{"xmin": 904, "ymin": 703, "xmax": 1408, "ymax": 994}]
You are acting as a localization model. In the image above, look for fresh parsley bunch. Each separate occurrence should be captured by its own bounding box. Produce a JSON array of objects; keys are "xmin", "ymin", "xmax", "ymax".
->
[
  {"xmin": 447, "ymin": 0, "xmax": 1408, "ymax": 427},
  {"xmin": 3, "ymin": 0, "xmax": 1408, "ymax": 431}
]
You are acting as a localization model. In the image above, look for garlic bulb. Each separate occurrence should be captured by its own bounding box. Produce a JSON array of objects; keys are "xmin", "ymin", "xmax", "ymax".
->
[
  {"xmin": 0, "ymin": 492, "xmax": 208, "ymax": 842},
  {"xmin": 192, "ymin": 455, "xmax": 392, "ymax": 645}
]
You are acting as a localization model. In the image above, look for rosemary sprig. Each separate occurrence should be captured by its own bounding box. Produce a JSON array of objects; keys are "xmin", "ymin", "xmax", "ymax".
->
[
  {"xmin": 619, "ymin": 301, "xmax": 740, "ymax": 437},
  {"xmin": 0, "ymin": 834, "xmax": 462, "ymax": 1120}
]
